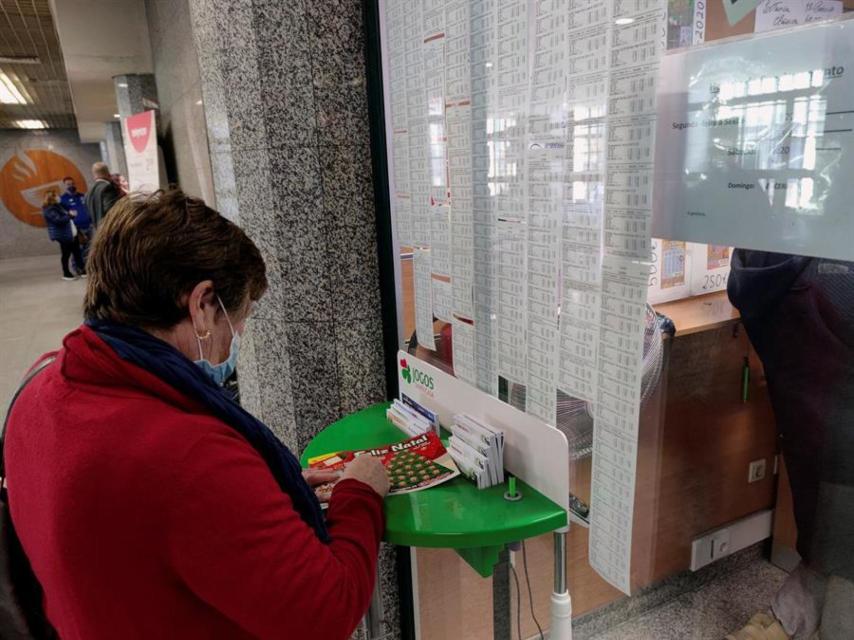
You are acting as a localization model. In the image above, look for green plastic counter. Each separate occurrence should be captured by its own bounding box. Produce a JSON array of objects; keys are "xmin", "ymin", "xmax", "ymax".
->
[{"xmin": 301, "ymin": 402, "xmax": 567, "ymax": 577}]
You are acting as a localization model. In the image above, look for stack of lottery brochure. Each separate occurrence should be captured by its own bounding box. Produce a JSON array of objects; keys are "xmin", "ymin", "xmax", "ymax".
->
[
  {"xmin": 385, "ymin": 394, "xmax": 439, "ymax": 437},
  {"xmin": 307, "ymin": 431, "xmax": 459, "ymax": 501},
  {"xmin": 448, "ymin": 414, "xmax": 505, "ymax": 490}
]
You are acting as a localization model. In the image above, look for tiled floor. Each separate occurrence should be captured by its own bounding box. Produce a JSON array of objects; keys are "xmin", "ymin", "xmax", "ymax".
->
[
  {"xmin": 587, "ymin": 558, "xmax": 788, "ymax": 640},
  {"xmin": 0, "ymin": 255, "xmax": 87, "ymax": 411}
]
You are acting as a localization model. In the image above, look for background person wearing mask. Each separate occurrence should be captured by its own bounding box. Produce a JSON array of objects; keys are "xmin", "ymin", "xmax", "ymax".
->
[
  {"xmin": 41, "ymin": 188, "xmax": 85, "ymax": 281},
  {"xmin": 84, "ymin": 161, "xmax": 121, "ymax": 228},
  {"xmin": 111, "ymin": 171, "xmax": 129, "ymax": 196},
  {"xmin": 60, "ymin": 176, "xmax": 92, "ymax": 272},
  {"xmin": 6, "ymin": 190, "xmax": 388, "ymax": 639},
  {"xmin": 727, "ymin": 250, "xmax": 854, "ymax": 640}
]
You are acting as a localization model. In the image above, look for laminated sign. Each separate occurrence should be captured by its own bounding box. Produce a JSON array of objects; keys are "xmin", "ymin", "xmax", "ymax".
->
[
  {"xmin": 122, "ymin": 110, "xmax": 160, "ymax": 193},
  {"xmin": 654, "ymin": 20, "xmax": 854, "ymax": 261}
]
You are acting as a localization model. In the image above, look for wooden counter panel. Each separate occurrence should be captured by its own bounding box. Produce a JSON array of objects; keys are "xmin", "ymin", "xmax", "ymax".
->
[
  {"xmin": 655, "ymin": 291, "xmax": 740, "ymax": 337},
  {"xmin": 416, "ymin": 321, "xmax": 778, "ymax": 638},
  {"xmin": 415, "ymin": 547, "xmax": 494, "ymax": 640},
  {"xmin": 415, "ymin": 527, "xmax": 627, "ymax": 640},
  {"xmin": 638, "ymin": 326, "xmax": 778, "ymax": 581}
]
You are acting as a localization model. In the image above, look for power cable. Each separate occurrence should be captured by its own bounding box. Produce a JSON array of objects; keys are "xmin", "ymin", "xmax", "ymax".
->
[
  {"xmin": 510, "ymin": 561, "xmax": 523, "ymax": 640},
  {"xmin": 522, "ymin": 541, "xmax": 545, "ymax": 640}
]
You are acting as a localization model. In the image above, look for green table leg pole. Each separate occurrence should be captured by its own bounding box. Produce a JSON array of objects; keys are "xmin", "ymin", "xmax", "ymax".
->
[{"xmin": 492, "ymin": 548, "xmax": 511, "ymax": 640}]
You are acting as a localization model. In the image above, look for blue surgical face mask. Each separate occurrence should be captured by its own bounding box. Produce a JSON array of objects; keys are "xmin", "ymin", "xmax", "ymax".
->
[{"xmin": 194, "ymin": 296, "xmax": 240, "ymax": 386}]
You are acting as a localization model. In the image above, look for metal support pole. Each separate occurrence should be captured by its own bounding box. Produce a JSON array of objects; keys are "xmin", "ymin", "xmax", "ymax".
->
[
  {"xmin": 554, "ymin": 530, "xmax": 567, "ymax": 593},
  {"xmin": 550, "ymin": 530, "xmax": 573, "ymax": 640}
]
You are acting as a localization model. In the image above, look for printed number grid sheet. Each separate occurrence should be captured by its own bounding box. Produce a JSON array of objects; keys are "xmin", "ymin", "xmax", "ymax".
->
[{"xmin": 383, "ymin": 0, "xmax": 667, "ymax": 595}]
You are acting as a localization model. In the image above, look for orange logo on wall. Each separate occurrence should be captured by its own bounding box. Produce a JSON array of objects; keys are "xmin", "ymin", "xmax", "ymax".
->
[{"xmin": 0, "ymin": 149, "xmax": 87, "ymax": 228}]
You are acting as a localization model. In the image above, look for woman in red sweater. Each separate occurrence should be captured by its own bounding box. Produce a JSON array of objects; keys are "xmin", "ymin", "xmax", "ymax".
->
[{"xmin": 4, "ymin": 190, "xmax": 388, "ymax": 639}]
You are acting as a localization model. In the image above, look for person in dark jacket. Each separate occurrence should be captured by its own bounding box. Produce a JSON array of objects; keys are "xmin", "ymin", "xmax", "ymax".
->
[
  {"xmin": 728, "ymin": 250, "xmax": 854, "ymax": 640},
  {"xmin": 84, "ymin": 161, "xmax": 121, "ymax": 228},
  {"xmin": 60, "ymin": 176, "xmax": 91, "ymax": 272},
  {"xmin": 42, "ymin": 189, "xmax": 85, "ymax": 281}
]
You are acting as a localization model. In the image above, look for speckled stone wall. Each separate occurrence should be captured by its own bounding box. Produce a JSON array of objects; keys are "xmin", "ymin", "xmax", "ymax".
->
[{"xmin": 187, "ymin": 1, "xmax": 397, "ymax": 638}]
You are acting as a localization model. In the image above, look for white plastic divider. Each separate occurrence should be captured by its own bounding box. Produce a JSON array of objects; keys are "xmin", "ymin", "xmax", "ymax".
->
[{"xmin": 397, "ymin": 351, "xmax": 570, "ymax": 518}]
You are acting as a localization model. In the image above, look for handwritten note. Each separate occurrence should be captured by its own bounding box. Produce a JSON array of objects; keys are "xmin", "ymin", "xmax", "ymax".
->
[{"xmin": 755, "ymin": 0, "xmax": 842, "ymax": 32}]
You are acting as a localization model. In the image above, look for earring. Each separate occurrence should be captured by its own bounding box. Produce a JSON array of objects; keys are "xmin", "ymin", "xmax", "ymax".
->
[{"xmin": 195, "ymin": 328, "xmax": 211, "ymax": 340}]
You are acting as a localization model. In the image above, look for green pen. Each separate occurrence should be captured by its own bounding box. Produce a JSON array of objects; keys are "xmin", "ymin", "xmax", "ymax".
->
[{"xmin": 504, "ymin": 475, "xmax": 522, "ymax": 501}]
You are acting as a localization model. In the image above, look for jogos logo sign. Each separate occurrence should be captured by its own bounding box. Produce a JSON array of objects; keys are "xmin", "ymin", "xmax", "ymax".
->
[{"xmin": 399, "ymin": 358, "xmax": 434, "ymax": 393}]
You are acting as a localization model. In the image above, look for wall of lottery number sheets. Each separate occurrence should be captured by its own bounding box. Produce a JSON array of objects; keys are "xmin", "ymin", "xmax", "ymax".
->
[{"xmin": 384, "ymin": 0, "xmax": 667, "ymax": 595}]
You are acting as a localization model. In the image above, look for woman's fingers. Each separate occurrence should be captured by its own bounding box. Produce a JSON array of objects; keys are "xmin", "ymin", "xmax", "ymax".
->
[{"xmin": 302, "ymin": 469, "xmax": 341, "ymax": 487}]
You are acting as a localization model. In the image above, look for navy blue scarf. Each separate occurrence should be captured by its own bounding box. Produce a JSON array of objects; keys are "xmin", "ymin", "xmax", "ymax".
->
[{"xmin": 86, "ymin": 319, "xmax": 330, "ymax": 543}]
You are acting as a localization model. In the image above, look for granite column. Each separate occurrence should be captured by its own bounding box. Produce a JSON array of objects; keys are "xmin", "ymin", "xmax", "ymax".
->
[{"xmin": 188, "ymin": 1, "xmax": 398, "ymax": 638}]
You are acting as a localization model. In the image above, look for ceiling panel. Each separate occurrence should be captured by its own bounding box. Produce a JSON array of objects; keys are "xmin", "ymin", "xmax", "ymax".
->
[{"xmin": 0, "ymin": 0, "xmax": 75, "ymax": 129}]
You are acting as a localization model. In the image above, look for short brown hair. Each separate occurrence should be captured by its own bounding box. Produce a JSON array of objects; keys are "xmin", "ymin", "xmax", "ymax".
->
[
  {"xmin": 42, "ymin": 189, "xmax": 58, "ymax": 207},
  {"xmin": 92, "ymin": 162, "xmax": 110, "ymax": 178},
  {"xmin": 84, "ymin": 190, "xmax": 267, "ymax": 329}
]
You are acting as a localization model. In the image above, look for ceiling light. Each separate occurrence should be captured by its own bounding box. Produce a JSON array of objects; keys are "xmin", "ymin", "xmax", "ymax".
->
[
  {"xmin": 0, "ymin": 56, "xmax": 40, "ymax": 64},
  {"xmin": 615, "ymin": 17, "xmax": 635, "ymax": 25},
  {"xmin": 14, "ymin": 119, "xmax": 47, "ymax": 129},
  {"xmin": 117, "ymin": 82, "xmax": 128, "ymax": 88},
  {"xmin": 113, "ymin": 113, "xmax": 120, "ymax": 118},
  {"xmin": 0, "ymin": 72, "xmax": 27, "ymax": 104}
]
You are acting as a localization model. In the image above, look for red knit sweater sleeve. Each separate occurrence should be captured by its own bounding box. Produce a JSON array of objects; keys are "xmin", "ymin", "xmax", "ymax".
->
[{"xmin": 166, "ymin": 430, "xmax": 385, "ymax": 640}]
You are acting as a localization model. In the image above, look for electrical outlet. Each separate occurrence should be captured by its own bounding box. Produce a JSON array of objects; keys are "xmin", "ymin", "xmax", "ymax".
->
[
  {"xmin": 691, "ymin": 527, "xmax": 732, "ymax": 570},
  {"xmin": 690, "ymin": 510, "xmax": 773, "ymax": 571},
  {"xmin": 748, "ymin": 459, "xmax": 767, "ymax": 483},
  {"xmin": 711, "ymin": 530, "xmax": 731, "ymax": 558}
]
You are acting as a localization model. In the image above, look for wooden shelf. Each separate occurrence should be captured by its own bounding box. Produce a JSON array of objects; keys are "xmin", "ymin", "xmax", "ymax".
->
[{"xmin": 654, "ymin": 291, "xmax": 741, "ymax": 337}]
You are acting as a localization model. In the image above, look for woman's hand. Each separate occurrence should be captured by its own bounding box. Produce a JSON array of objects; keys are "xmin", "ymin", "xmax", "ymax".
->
[
  {"xmin": 342, "ymin": 455, "xmax": 389, "ymax": 498},
  {"xmin": 301, "ymin": 469, "xmax": 340, "ymax": 487}
]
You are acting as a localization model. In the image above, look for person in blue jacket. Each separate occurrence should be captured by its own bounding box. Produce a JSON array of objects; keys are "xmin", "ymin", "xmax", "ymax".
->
[
  {"xmin": 42, "ymin": 189, "xmax": 85, "ymax": 281},
  {"xmin": 60, "ymin": 176, "xmax": 91, "ymax": 272}
]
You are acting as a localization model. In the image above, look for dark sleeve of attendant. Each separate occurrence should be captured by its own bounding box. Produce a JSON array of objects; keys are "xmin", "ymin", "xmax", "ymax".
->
[{"xmin": 167, "ymin": 430, "xmax": 385, "ymax": 640}]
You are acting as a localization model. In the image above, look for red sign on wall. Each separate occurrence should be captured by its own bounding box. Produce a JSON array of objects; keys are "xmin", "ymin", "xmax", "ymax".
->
[{"xmin": 122, "ymin": 110, "xmax": 160, "ymax": 192}]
